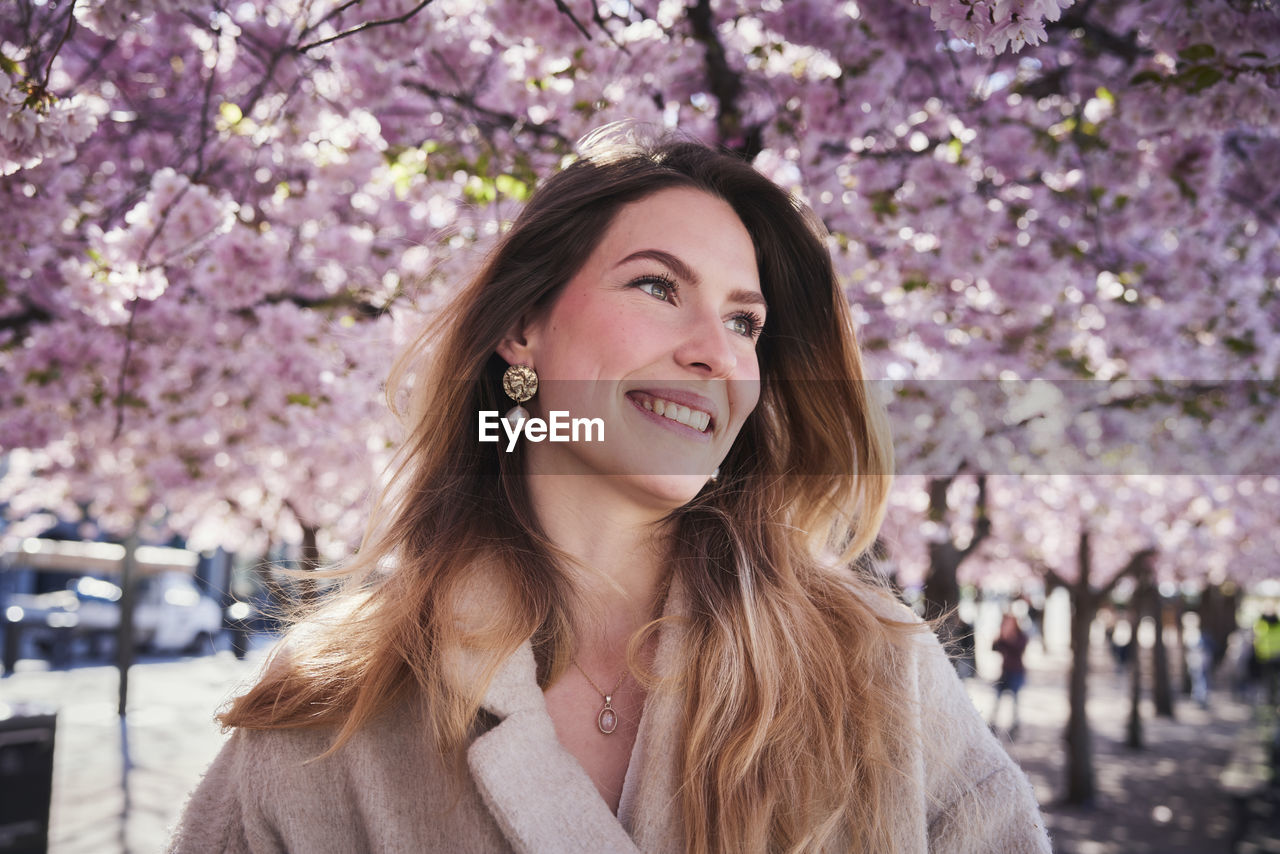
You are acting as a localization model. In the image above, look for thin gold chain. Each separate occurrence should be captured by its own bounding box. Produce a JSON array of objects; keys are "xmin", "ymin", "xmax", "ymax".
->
[{"xmin": 571, "ymin": 659, "xmax": 627, "ymax": 699}]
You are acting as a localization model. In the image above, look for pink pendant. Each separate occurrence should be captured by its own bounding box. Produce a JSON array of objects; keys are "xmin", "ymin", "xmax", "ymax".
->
[{"xmin": 598, "ymin": 698, "xmax": 617, "ymax": 734}]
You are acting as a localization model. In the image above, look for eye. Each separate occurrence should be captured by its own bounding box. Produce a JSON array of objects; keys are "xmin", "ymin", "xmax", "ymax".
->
[
  {"xmin": 726, "ymin": 311, "xmax": 765, "ymax": 339},
  {"xmin": 631, "ymin": 273, "xmax": 678, "ymax": 302}
]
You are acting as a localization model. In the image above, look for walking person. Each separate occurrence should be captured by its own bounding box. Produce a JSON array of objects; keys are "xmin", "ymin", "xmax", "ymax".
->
[
  {"xmin": 991, "ymin": 612, "xmax": 1031, "ymax": 740},
  {"xmin": 1253, "ymin": 608, "xmax": 1280, "ymax": 706}
]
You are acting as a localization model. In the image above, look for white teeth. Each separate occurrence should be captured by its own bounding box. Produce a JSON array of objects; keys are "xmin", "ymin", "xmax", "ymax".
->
[{"xmin": 638, "ymin": 395, "xmax": 711, "ymax": 432}]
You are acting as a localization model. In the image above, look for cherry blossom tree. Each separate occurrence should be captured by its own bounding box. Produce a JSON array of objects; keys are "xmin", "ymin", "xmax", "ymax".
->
[
  {"xmin": 2, "ymin": 0, "xmax": 1277, "ymax": 578},
  {"xmin": 880, "ymin": 472, "xmax": 1280, "ymax": 803},
  {"xmin": 2, "ymin": 0, "xmax": 1277, "ymax": 789}
]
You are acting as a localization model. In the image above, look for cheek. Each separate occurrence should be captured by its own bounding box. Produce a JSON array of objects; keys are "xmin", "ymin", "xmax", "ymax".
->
[
  {"xmin": 728, "ymin": 375, "xmax": 762, "ymax": 433},
  {"xmin": 556, "ymin": 305, "xmax": 656, "ymax": 376},
  {"xmin": 539, "ymin": 301, "xmax": 616, "ymax": 374}
]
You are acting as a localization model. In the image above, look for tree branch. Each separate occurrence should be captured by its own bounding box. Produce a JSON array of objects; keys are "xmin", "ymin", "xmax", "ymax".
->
[
  {"xmin": 0, "ymin": 296, "xmax": 54, "ymax": 336},
  {"xmin": 405, "ymin": 80, "xmax": 572, "ymax": 145},
  {"xmin": 37, "ymin": 0, "xmax": 76, "ymax": 96},
  {"xmin": 1051, "ymin": 6, "xmax": 1147, "ymax": 64},
  {"xmin": 297, "ymin": 0, "xmax": 435, "ymax": 53},
  {"xmin": 959, "ymin": 473, "xmax": 991, "ymax": 558},
  {"xmin": 552, "ymin": 0, "xmax": 593, "ymax": 41},
  {"xmin": 1097, "ymin": 547, "xmax": 1157, "ymax": 604},
  {"xmin": 193, "ymin": 23, "xmax": 221, "ymax": 179},
  {"xmin": 685, "ymin": 0, "xmax": 761, "ymax": 157},
  {"xmin": 300, "ymin": 0, "xmax": 365, "ymax": 40},
  {"xmin": 112, "ymin": 300, "xmax": 141, "ymax": 441},
  {"xmin": 1031, "ymin": 558, "xmax": 1072, "ymax": 594}
]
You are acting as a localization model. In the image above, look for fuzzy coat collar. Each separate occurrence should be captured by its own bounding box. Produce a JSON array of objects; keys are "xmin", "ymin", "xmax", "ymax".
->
[{"xmin": 465, "ymin": 581, "xmax": 688, "ymax": 854}]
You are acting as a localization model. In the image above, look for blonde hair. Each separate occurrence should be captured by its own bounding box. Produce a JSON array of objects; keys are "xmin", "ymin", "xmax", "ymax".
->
[{"xmin": 223, "ymin": 132, "xmax": 920, "ymax": 852}]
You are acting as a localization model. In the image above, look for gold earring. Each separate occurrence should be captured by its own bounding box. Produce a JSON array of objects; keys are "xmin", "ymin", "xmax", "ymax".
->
[{"xmin": 502, "ymin": 364, "xmax": 537, "ymax": 425}]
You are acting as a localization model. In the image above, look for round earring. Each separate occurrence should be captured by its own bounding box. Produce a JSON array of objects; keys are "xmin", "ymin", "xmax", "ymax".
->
[
  {"xmin": 502, "ymin": 364, "xmax": 538, "ymax": 426},
  {"xmin": 709, "ymin": 466, "xmax": 720, "ymax": 483}
]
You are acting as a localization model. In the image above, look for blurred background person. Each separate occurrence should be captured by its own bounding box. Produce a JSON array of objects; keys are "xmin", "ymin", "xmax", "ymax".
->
[{"xmin": 991, "ymin": 612, "xmax": 1030, "ymax": 740}]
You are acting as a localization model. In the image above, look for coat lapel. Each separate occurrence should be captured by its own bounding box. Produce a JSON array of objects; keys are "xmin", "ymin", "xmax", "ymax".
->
[
  {"xmin": 617, "ymin": 579, "xmax": 688, "ymax": 853},
  {"xmin": 466, "ymin": 643, "xmax": 642, "ymax": 854}
]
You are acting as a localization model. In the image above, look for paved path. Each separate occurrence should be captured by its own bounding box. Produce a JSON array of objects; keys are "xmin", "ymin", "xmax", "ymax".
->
[
  {"xmin": 0, "ymin": 631, "xmax": 1257, "ymax": 853},
  {"xmin": 968, "ymin": 633, "xmax": 1247, "ymax": 854},
  {"xmin": 0, "ymin": 649, "xmax": 264, "ymax": 854}
]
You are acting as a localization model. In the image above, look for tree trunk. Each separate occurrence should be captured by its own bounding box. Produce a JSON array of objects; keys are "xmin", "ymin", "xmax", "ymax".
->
[
  {"xmin": 1053, "ymin": 538, "xmax": 1156, "ymax": 804},
  {"xmin": 1152, "ymin": 592, "xmax": 1175, "ymax": 718},
  {"xmin": 921, "ymin": 475, "xmax": 990, "ymax": 621},
  {"xmin": 1126, "ymin": 586, "xmax": 1146, "ymax": 749},
  {"xmin": 298, "ymin": 523, "xmax": 321, "ymax": 602},
  {"xmin": 923, "ymin": 541, "xmax": 962, "ymax": 622},
  {"xmin": 116, "ymin": 527, "xmax": 140, "ymax": 718},
  {"xmin": 1177, "ymin": 598, "xmax": 1193, "ymax": 696},
  {"xmin": 1064, "ymin": 585, "xmax": 1097, "ymax": 804}
]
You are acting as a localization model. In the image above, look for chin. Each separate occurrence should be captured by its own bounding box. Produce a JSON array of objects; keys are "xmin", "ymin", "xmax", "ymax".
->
[{"xmin": 620, "ymin": 472, "xmax": 714, "ymax": 513}]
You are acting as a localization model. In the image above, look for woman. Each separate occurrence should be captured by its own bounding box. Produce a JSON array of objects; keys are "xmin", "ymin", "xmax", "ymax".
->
[
  {"xmin": 991, "ymin": 612, "xmax": 1031, "ymax": 739},
  {"xmin": 168, "ymin": 129, "xmax": 1050, "ymax": 853}
]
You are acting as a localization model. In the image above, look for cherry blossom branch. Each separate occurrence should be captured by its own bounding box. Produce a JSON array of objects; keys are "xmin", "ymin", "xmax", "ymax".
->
[
  {"xmin": 552, "ymin": 0, "xmax": 593, "ymax": 41},
  {"xmin": 70, "ymin": 38, "xmax": 118, "ymax": 90},
  {"xmin": 300, "ymin": 0, "xmax": 365, "ymax": 40},
  {"xmin": 193, "ymin": 24, "xmax": 221, "ymax": 178},
  {"xmin": 112, "ymin": 299, "xmax": 140, "ymax": 441},
  {"xmin": 1096, "ymin": 547, "xmax": 1157, "ymax": 603},
  {"xmin": 551, "ymin": 0, "xmax": 630, "ymax": 51},
  {"xmin": 959, "ymin": 474, "xmax": 991, "ymax": 559},
  {"xmin": 296, "ymin": 0, "xmax": 436, "ymax": 53},
  {"xmin": 405, "ymin": 80, "xmax": 573, "ymax": 144},
  {"xmin": 686, "ymin": 0, "xmax": 761, "ymax": 157},
  {"xmin": 36, "ymin": 0, "xmax": 75, "ymax": 96},
  {"xmin": 0, "ymin": 300, "xmax": 53, "ymax": 338},
  {"xmin": 1052, "ymin": 6, "xmax": 1146, "ymax": 64},
  {"xmin": 1034, "ymin": 559, "xmax": 1072, "ymax": 594}
]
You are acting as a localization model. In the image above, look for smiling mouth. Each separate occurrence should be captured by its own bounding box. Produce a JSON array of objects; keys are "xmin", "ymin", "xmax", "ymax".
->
[{"xmin": 626, "ymin": 392, "xmax": 714, "ymax": 433}]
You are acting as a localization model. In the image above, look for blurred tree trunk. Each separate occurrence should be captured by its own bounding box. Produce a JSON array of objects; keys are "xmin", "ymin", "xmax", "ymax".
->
[
  {"xmin": 1178, "ymin": 598, "xmax": 1193, "ymax": 696},
  {"xmin": 1127, "ymin": 566, "xmax": 1155, "ymax": 748},
  {"xmin": 253, "ymin": 535, "xmax": 283, "ymax": 607},
  {"xmin": 298, "ymin": 522, "xmax": 321, "ymax": 602},
  {"xmin": 1063, "ymin": 537, "xmax": 1097, "ymax": 805},
  {"xmin": 284, "ymin": 500, "xmax": 323, "ymax": 604},
  {"xmin": 116, "ymin": 526, "xmax": 140, "ymax": 718},
  {"xmin": 1040, "ymin": 534, "xmax": 1156, "ymax": 805},
  {"xmin": 922, "ymin": 473, "xmax": 990, "ymax": 621},
  {"xmin": 1152, "ymin": 590, "xmax": 1175, "ymax": 718},
  {"xmin": 1126, "ymin": 618, "xmax": 1144, "ymax": 748}
]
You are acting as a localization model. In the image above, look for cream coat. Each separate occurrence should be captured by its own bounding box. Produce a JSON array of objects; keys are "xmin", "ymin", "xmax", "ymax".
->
[{"xmin": 167, "ymin": 583, "xmax": 1052, "ymax": 853}]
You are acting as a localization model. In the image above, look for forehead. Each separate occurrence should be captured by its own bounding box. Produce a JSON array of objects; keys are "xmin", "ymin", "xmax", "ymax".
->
[{"xmin": 589, "ymin": 187, "xmax": 759, "ymax": 285}]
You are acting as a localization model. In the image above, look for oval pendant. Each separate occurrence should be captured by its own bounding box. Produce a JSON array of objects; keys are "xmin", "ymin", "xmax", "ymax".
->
[
  {"xmin": 503, "ymin": 404, "xmax": 529, "ymax": 426},
  {"xmin": 598, "ymin": 700, "xmax": 617, "ymax": 735}
]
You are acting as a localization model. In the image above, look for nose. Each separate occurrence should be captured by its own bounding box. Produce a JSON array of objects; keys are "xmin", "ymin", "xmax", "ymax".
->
[{"xmin": 673, "ymin": 310, "xmax": 739, "ymax": 378}]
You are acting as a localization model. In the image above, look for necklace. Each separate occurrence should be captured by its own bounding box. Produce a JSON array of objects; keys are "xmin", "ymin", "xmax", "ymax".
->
[{"xmin": 571, "ymin": 659, "xmax": 627, "ymax": 735}]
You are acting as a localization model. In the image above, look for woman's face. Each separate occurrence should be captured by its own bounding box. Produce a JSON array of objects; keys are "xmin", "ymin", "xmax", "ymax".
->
[{"xmin": 502, "ymin": 186, "xmax": 766, "ymax": 512}]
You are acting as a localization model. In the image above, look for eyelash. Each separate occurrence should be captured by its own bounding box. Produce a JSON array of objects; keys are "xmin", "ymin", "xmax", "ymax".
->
[{"xmin": 629, "ymin": 273, "xmax": 766, "ymax": 340}]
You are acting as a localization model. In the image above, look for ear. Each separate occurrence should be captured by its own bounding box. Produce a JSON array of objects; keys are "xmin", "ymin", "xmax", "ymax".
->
[{"xmin": 495, "ymin": 311, "xmax": 543, "ymax": 367}]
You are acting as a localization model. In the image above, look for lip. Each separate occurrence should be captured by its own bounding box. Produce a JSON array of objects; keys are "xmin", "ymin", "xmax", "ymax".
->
[{"xmin": 625, "ymin": 388, "xmax": 719, "ymax": 440}]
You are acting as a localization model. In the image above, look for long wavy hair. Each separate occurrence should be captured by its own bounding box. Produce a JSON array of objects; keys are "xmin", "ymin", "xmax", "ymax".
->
[{"xmin": 223, "ymin": 129, "xmax": 919, "ymax": 852}]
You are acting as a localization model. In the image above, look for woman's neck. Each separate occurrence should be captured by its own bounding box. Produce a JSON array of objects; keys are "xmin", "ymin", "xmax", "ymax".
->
[{"xmin": 527, "ymin": 475, "xmax": 671, "ymax": 660}]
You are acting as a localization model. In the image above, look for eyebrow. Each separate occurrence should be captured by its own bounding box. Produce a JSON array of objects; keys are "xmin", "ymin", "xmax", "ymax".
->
[{"xmin": 614, "ymin": 248, "xmax": 769, "ymax": 309}]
